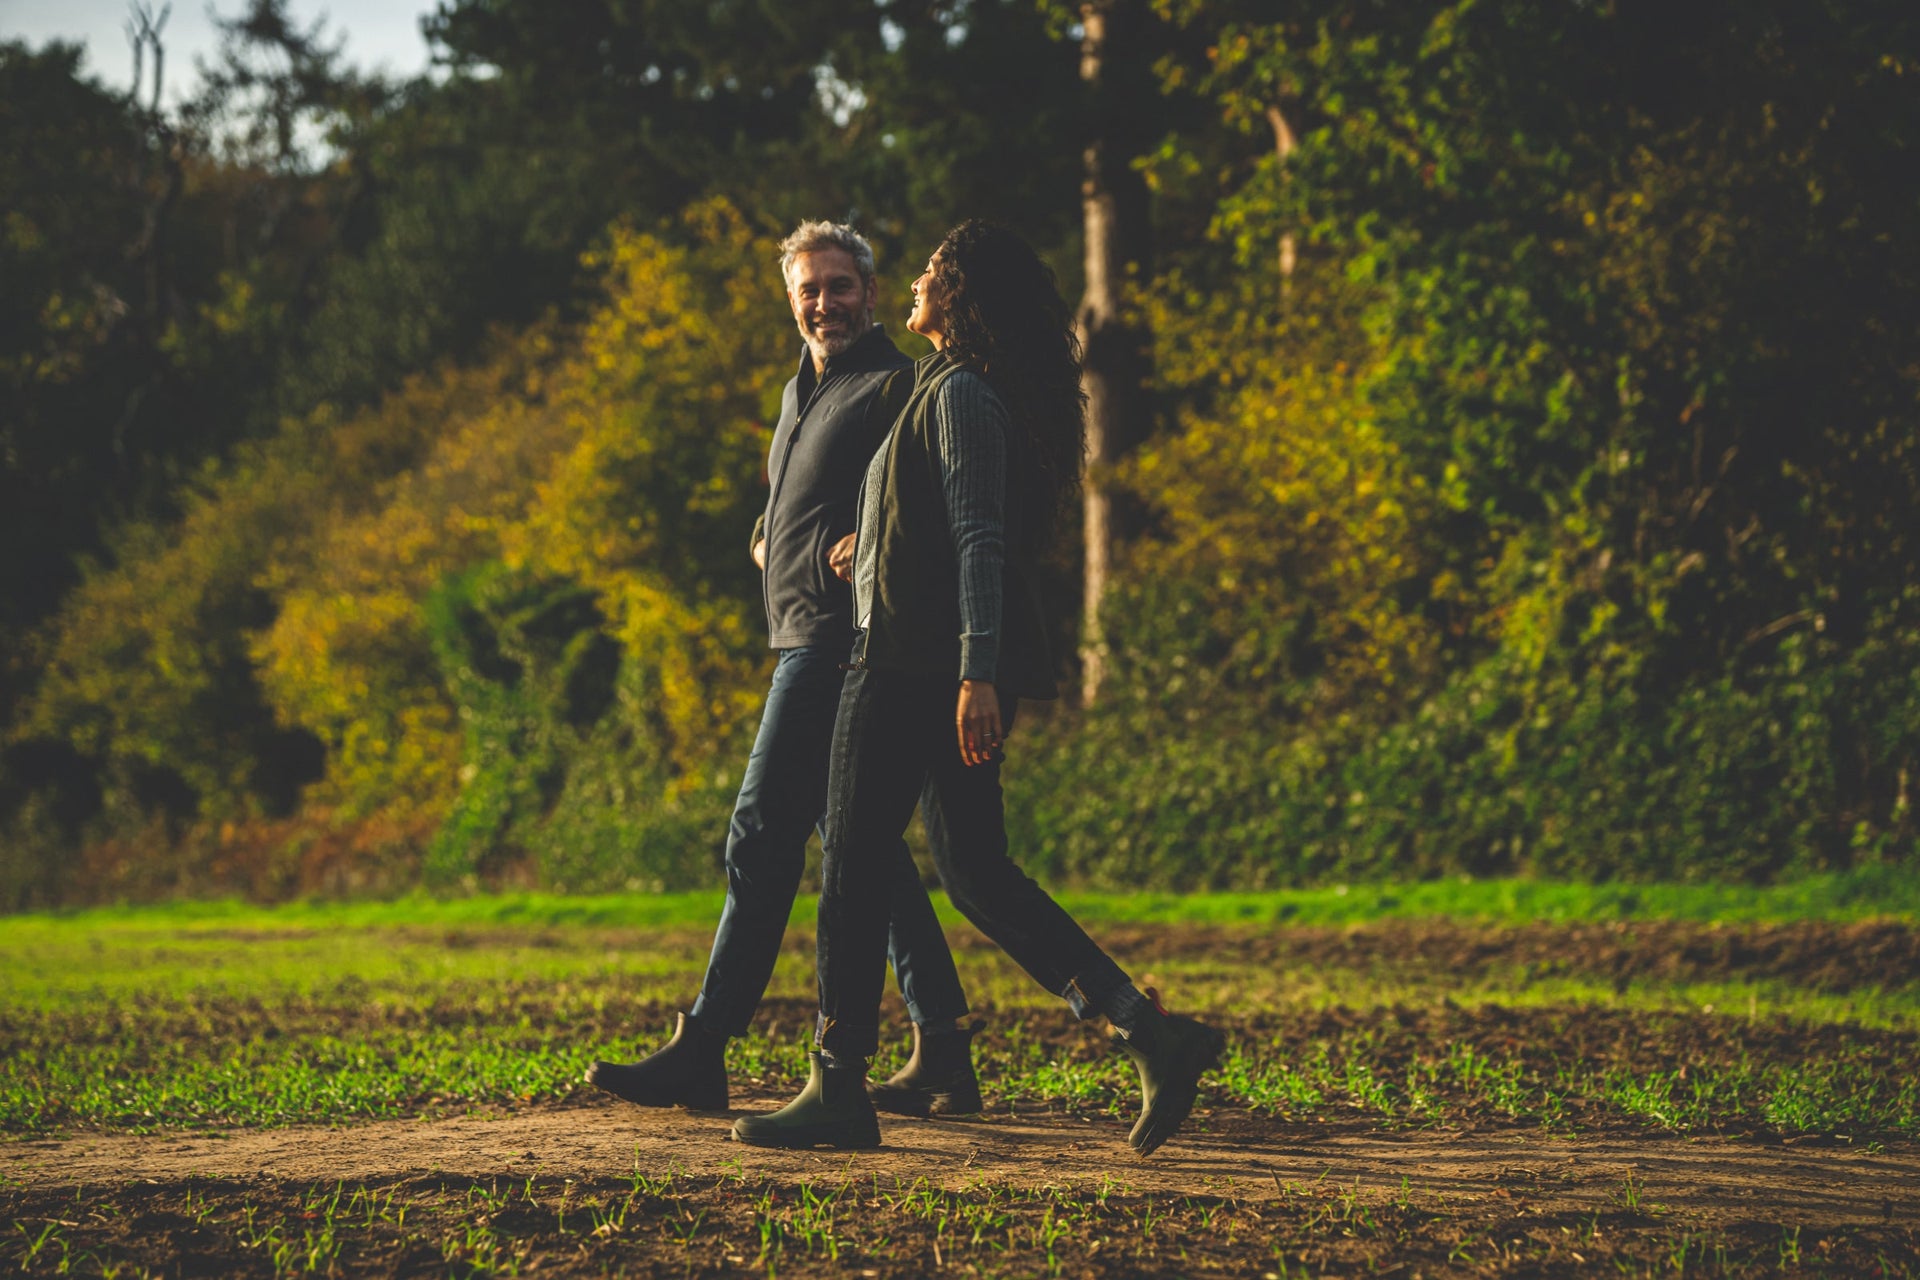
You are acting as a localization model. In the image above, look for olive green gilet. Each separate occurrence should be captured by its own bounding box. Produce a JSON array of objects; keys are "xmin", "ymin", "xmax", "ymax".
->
[{"xmin": 857, "ymin": 353, "xmax": 1059, "ymax": 701}]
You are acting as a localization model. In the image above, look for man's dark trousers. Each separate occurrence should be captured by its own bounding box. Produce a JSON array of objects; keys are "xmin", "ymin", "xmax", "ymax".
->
[{"xmin": 688, "ymin": 644, "xmax": 969, "ymax": 1036}]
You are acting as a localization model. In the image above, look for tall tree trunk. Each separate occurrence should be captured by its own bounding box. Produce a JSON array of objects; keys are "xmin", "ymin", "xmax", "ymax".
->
[
  {"xmin": 120, "ymin": 1, "xmax": 182, "ymax": 464},
  {"xmin": 1077, "ymin": 0, "xmax": 1155, "ymax": 706}
]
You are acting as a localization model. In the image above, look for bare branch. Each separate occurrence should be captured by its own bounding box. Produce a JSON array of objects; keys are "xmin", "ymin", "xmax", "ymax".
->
[{"xmin": 1740, "ymin": 610, "xmax": 1819, "ymax": 649}]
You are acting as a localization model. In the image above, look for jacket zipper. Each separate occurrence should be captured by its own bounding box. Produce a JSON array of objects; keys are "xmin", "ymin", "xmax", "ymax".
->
[{"xmin": 762, "ymin": 367, "xmax": 832, "ymax": 638}]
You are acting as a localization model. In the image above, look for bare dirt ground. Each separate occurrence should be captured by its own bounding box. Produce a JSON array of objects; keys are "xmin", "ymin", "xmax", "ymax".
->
[
  {"xmin": 8, "ymin": 1100, "xmax": 1920, "ymax": 1276},
  {"xmin": 1094, "ymin": 918, "xmax": 1920, "ymax": 994},
  {"xmin": 10, "ymin": 1092, "xmax": 1917, "ymax": 1229}
]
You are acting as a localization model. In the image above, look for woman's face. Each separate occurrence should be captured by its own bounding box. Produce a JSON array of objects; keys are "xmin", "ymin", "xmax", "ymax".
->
[{"xmin": 907, "ymin": 253, "xmax": 948, "ymax": 347}]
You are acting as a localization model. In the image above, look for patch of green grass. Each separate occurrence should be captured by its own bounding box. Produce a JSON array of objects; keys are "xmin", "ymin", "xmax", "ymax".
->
[
  {"xmin": 6, "ymin": 863, "xmax": 1916, "ymax": 939},
  {"xmin": 8, "ymin": 872, "xmax": 1917, "ymax": 1017},
  {"xmin": 2, "ymin": 1024, "xmax": 588, "ymax": 1132},
  {"xmin": 0, "ymin": 914, "xmax": 719, "ymax": 1006},
  {"xmin": 7, "ymin": 910, "xmax": 1917, "ymax": 1036},
  {"xmin": 3, "ymin": 882, "xmax": 1918, "ymax": 1142},
  {"xmin": 1051, "ymin": 865, "xmax": 1920, "ymax": 926},
  {"xmin": 1218, "ymin": 968, "xmax": 1920, "ymax": 1031},
  {"xmin": 1212, "ymin": 1035, "xmax": 1920, "ymax": 1139},
  {"xmin": 6, "ymin": 974, "xmax": 1914, "ymax": 1139}
]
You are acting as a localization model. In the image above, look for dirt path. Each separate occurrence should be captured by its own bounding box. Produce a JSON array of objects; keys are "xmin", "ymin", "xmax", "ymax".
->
[{"xmin": 8, "ymin": 1095, "xmax": 1915, "ymax": 1230}]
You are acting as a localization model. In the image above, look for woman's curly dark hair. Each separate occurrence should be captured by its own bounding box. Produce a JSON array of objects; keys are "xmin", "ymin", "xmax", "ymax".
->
[{"xmin": 932, "ymin": 220, "xmax": 1086, "ymax": 541}]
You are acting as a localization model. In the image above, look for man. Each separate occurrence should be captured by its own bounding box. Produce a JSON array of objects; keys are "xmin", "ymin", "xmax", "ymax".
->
[{"xmin": 586, "ymin": 221, "xmax": 983, "ymax": 1117}]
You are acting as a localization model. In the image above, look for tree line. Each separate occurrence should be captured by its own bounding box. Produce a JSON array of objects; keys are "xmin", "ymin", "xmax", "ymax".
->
[{"xmin": 3, "ymin": 0, "xmax": 1916, "ymax": 907}]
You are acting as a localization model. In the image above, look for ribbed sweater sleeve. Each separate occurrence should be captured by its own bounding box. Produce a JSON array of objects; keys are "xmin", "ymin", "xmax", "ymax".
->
[{"xmin": 931, "ymin": 373, "xmax": 1007, "ymax": 683}]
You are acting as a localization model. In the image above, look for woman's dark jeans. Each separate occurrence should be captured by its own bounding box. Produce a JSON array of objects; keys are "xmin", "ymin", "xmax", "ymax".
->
[
  {"xmin": 689, "ymin": 645, "xmax": 969, "ymax": 1037},
  {"xmin": 815, "ymin": 666, "xmax": 1133, "ymax": 1060}
]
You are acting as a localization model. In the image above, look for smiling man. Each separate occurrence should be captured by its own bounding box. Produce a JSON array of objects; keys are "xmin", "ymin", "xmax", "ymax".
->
[{"xmin": 586, "ymin": 222, "xmax": 984, "ymax": 1120}]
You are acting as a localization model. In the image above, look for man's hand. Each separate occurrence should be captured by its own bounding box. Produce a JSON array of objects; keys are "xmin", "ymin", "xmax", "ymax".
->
[
  {"xmin": 828, "ymin": 532, "xmax": 856, "ymax": 582},
  {"xmin": 956, "ymin": 679, "xmax": 1004, "ymax": 767},
  {"xmin": 752, "ymin": 538, "xmax": 767, "ymax": 571}
]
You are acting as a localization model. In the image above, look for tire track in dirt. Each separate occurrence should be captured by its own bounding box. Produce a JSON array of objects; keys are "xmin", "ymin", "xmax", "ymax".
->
[{"xmin": 8, "ymin": 1096, "xmax": 1917, "ymax": 1230}]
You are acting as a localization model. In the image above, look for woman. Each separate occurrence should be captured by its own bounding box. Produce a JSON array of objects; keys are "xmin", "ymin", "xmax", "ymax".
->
[{"xmin": 731, "ymin": 220, "xmax": 1223, "ymax": 1157}]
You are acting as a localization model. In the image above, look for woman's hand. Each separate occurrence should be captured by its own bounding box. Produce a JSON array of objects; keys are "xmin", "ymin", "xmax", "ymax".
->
[
  {"xmin": 828, "ymin": 532, "xmax": 856, "ymax": 582},
  {"xmin": 956, "ymin": 679, "xmax": 1004, "ymax": 767}
]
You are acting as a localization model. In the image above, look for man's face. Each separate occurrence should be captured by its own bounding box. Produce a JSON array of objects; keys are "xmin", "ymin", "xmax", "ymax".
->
[{"xmin": 786, "ymin": 248, "xmax": 878, "ymax": 365}]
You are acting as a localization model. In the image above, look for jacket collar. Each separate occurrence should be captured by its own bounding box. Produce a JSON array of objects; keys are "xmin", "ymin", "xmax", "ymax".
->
[
  {"xmin": 912, "ymin": 347, "xmax": 966, "ymax": 386},
  {"xmin": 793, "ymin": 324, "xmax": 907, "ymax": 385}
]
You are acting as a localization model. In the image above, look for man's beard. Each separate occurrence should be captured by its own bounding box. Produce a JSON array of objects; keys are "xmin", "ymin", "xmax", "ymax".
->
[{"xmin": 801, "ymin": 307, "xmax": 873, "ymax": 362}]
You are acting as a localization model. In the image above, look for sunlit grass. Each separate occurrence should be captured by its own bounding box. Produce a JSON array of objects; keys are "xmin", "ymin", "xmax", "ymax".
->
[
  {"xmin": 7, "ymin": 863, "xmax": 1917, "ymax": 937},
  {"xmin": 8, "ymin": 907, "xmax": 1918, "ymax": 1029},
  {"xmin": 1160, "ymin": 964, "xmax": 1920, "ymax": 1029},
  {"xmin": 7, "ymin": 869, "xmax": 1916, "ymax": 1008},
  {"xmin": 3, "ymin": 880, "xmax": 1916, "ymax": 1142}
]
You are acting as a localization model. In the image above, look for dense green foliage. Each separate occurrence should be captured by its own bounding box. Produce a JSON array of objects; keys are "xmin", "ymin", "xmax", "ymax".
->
[
  {"xmin": 1010, "ymin": 0, "xmax": 1920, "ymax": 887},
  {"xmin": 2, "ymin": 1, "xmax": 1917, "ymax": 906}
]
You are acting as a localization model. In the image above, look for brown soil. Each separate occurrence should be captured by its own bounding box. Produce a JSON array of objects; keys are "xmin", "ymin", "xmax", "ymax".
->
[
  {"xmin": 7, "ymin": 1100, "xmax": 1919, "ymax": 1277},
  {"xmin": 8, "ymin": 1097, "xmax": 1918, "ymax": 1227},
  {"xmin": 1087, "ymin": 917, "xmax": 1920, "ymax": 994},
  {"xmin": 291, "ymin": 915, "xmax": 1920, "ymax": 994}
]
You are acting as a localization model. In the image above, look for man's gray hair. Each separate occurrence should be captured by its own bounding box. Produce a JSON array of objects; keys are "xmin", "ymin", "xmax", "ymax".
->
[{"xmin": 779, "ymin": 220, "xmax": 877, "ymax": 288}]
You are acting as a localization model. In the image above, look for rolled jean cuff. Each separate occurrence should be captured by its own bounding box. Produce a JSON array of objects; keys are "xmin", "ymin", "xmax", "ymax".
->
[
  {"xmin": 688, "ymin": 995, "xmax": 754, "ymax": 1040},
  {"xmin": 1059, "ymin": 961, "xmax": 1134, "ymax": 1022},
  {"xmin": 815, "ymin": 1011, "xmax": 879, "ymax": 1061},
  {"xmin": 905, "ymin": 997, "xmax": 972, "ymax": 1029}
]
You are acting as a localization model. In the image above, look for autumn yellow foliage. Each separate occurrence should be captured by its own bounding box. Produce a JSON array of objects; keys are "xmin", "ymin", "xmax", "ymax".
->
[
  {"xmin": 26, "ymin": 198, "xmax": 791, "ymax": 853},
  {"xmin": 1117, "ymin": 270, "xmax": 1443, "ymax": 726}
]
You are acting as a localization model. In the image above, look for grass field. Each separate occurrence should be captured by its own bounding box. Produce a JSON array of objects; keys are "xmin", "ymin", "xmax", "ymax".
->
[{"xmin": 4, "ymin": 876, "xmax": 1919, "ymax": 1276}]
